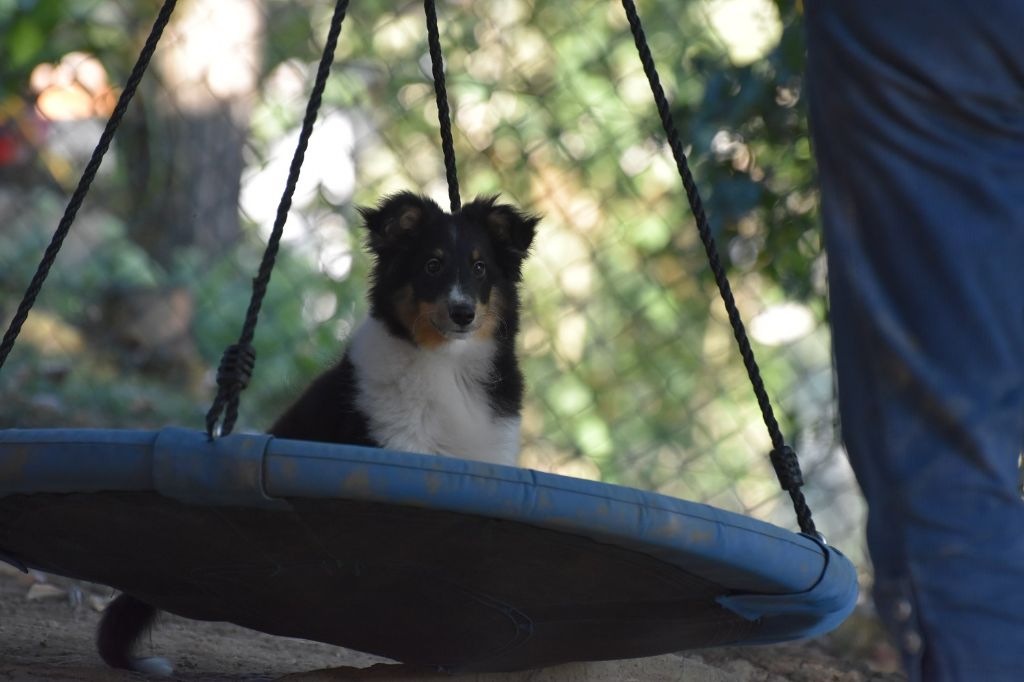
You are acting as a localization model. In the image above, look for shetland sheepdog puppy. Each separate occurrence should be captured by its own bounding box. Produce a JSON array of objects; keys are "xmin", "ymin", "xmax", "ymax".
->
[
  {"xmin": 269, "ymin": 191, "xmax": 539, "ymax": 463},
  {"xmin": 96, "ymin": 192, "xmax": 538, "ymax": 674}
]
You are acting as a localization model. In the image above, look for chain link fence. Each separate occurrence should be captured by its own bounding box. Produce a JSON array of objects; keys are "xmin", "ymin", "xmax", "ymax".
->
[{"xmin": 0, "ymin": 0, "xmax": 866, "ymax": 566}]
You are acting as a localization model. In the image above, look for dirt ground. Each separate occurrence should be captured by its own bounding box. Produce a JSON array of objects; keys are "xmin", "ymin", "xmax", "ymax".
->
[{"xmin": 0, "ymin": 564, "xmax": 904, "ymax": 682}]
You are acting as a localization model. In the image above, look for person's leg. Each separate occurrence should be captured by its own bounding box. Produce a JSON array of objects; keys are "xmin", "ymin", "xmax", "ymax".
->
[{"xmin": 805, "ymin": 2, "xmax": 1024, "ymax": 679}]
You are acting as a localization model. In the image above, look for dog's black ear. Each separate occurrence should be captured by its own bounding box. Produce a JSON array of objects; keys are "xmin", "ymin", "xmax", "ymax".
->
[
  {"xmin": 462, "ymin": 196, "xmax": 539, "ymax": 280},
  {"xmin": 357, "ymin": 192, "xmax": 439, "ymax": 252}
]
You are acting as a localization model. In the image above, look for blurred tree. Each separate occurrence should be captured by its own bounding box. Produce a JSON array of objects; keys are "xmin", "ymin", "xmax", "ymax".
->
[
  {"xmin": 1, "ymin": 0, "xmax": 266, "ymax": 395},
  {"xmin": 118, "ymin": 0, "xmax": 263, "ymax": 268},
  {"xmin": 1, "ymin": 0, "xmax": 264, "ymax": 265}
]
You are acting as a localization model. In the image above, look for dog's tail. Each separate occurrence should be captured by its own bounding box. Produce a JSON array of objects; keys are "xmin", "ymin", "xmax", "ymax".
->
[{"xmin": 97, "ymin": 593, "xmax": 173, "ymax": 676}]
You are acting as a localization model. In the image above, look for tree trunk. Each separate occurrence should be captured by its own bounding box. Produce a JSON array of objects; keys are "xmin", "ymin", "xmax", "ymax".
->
[{"xmin": 121, "ymin": 0, "xmax": 263, "ymax": 268}]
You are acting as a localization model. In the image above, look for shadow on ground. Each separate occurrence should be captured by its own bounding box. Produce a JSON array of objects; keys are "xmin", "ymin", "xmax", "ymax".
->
[{"xmin": 0, "ymin": 565, "xmax": 902, "ymax": 681}]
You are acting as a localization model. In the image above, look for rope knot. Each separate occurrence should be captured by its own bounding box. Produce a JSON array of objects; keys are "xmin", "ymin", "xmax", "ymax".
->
[
  {"xmin": 769, "ymin": 445, "xmax": 804, "ymax": 491},
  {"xmin": 215, "ymin": 343, "xmax": 256, "ymax": 392},
  {"xmin": 205, "ymin": 343, "xmax": 255, "ymax": 440}
]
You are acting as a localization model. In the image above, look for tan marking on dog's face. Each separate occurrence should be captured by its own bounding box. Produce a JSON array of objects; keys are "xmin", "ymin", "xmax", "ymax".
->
[
  {"xmin": 394, "ymin": 284, "xmax": 502, "ymax": 347},
  {"xmin": 472, "ymin": 289, "xmax": 502, "ymax": 341},
  {"xmin": 471, "ymin": 248, "xmax": 481, "ymax": 262},
  {"xmin": 393, "ymin": 286, "xmax": 446, "ymax": 348},
  {"xmin": 413, "ymin": 301, "xmax": 448, "ymax": 347}
]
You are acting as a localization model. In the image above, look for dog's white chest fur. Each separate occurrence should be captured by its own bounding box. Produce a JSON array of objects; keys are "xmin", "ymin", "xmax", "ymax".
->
[{"xmin": 347, "ymin": 317, "xmax": 520, "ymax": 466}]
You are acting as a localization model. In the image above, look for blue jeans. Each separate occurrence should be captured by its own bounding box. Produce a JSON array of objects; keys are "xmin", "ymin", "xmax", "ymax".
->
[{"xmin": 804, "ymin": 2, "xmax": 1024, "ymax": 680}]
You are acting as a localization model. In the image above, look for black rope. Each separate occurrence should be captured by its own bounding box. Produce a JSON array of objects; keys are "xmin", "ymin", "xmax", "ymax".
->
[
  {"xmin": 0, "ymin": 0, "xmax": 178, "ymax": 375},
  {"xmin": 424, "ymin": 0, "xmax": 461, "ymax": 212},
  {"xmin": 620, "ymin": 0, "xmax": 817, "ymax": 538},
  {"xmin": 205, "ymin": 0, "xmax": 350, "ymax": 439}
]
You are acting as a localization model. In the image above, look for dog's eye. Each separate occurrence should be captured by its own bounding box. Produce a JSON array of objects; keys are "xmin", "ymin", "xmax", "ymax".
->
[
  {"xmin": 472, "ymin": 261, "xmax": 486, "ymax": 278},
  {"xmin": 424, "ymin": 258, "xmax": 442, "ymax": 275}
]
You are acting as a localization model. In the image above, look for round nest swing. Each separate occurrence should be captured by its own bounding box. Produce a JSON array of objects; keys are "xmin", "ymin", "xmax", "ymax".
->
[{"xmin": 0, "ymin": 0, "xmax": 857, "ymax": 674}]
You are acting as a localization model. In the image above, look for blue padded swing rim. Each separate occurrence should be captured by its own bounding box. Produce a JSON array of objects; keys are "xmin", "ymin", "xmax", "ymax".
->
[{"xmin": 0, "ymin": 427, "xmax": 857, "ymax": 643}]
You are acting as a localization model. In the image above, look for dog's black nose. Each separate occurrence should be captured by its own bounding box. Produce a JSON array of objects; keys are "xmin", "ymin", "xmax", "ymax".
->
[{"xmin": 449, "ymin": 302, "xmax": 476, "ymax": 327}]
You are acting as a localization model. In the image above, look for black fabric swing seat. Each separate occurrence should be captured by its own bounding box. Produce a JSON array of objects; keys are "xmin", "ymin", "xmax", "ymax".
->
[{"xmin": 0, "ymin": 427, "xmax": 856, "ymax": 672}]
